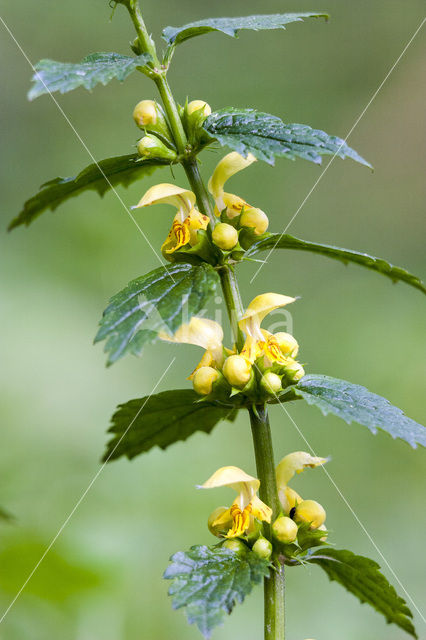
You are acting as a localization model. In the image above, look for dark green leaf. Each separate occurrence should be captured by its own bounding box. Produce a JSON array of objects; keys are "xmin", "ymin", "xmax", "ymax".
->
[
  {"xmin": 203, "ymin": 108, "xmax": 371, "ymax": 167},
  {"xmin": 162, "ymin": 13, "xmax": 328, "ymax": 45},
  {"xmin": 9, "ymin": 155, "xmax": 166, "ymax": 230},
  {"xmin": 103, "ymin": 389, "xmax": 238, "ymax": 461},
  {"xmin": 246, "ymin": 233, "xmax": 425, "ymax": 294},
  {"xmin": 95, "ymin": 263, "xmax": 219, "ymax": 365},
  {"xmin": 164, "ymin": 544, "xmax": 270, "ymax": 638},
  {"xmin": 28, "ymin": 52, "xmax": 151, "ymax": 100},
  {"xmin": 310, "ymin": 549, "xmax": 416, "ymax": 638},
  {"xmin": 295, "ymin": 374, "xmax": 426, "ymax": 448}
]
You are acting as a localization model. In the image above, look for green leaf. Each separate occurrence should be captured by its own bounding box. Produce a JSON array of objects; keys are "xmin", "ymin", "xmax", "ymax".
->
[
  {"xmin": 164, "ymin": 544, "xmax": 270, "ymax": 638},
  {"xmin": 295, "ymin": 374, "xmax": 426, "ymax": 448},
  {"xmin": 28, "ymin": 52, "xmax": 151, "ymax": 100},
  {"xmin": 162, "ymin": 13, "xmax": 328, "ymax": 46},
  {"xmin": 246, "ymin": 233, "xmax": 426, "ymax": 294},
  {"xmin": 310, "ymin": 548, "xmax": 417, "ymax": 638},
  {"xmin": 95, "ymin": 263, "xmax": 219, "ymax": 366},
  {"xmin": 9, "ymin": 155, "xmax": 166, "ymax": 230},
  {"xmin": 103, "ymin": 389, "xmax": 238, "ymax": 461},
  {"xmin": 203, "ymin": 108, "xmax": 371, "ymax": 167}
]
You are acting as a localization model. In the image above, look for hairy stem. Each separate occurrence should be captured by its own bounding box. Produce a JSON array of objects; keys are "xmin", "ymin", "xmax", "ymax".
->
[
  {"xmin": 249, "ymin": 405, "xmax": 285, "ymax": 640},
  {"xmin": 128, "ymin": 3, "xmax": 285, "ymax": 637}
]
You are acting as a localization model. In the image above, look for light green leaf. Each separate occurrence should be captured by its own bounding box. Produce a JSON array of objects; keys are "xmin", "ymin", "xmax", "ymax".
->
[
  {"xmin": 103, "ymin": 389, "xmax": 238, "ymax": 461},
  {"xmin": 95, "ymin": 263, "xmax": 219, "ymax": 365},
  {"xmin": 28, "ymin": 52, "xmax": 151, "ymax": 100},
  {"xmin": 203, "ymin": 108, "xmax": 371, "ymax": 167},
  {"xmin": 246, "ymin": 233, "xmax": 425, "ymax": 294},
  {"xmin": 295, "ymin": 374, "xmax": 426, "ymax": 448},
  {"xmin": 9, "ymin": 154, "xmax": 166, "ymax": 230},
  {"xmin": 162, "ymin": 13, "xmax": 328, "ymax": 45},
  {"xmin": 164, "ymin": 544, "xmax": 270, "ymax": 638},
  {"xmin": 310, "ymin": 549, "xmax": 416, "ymax": 638}
]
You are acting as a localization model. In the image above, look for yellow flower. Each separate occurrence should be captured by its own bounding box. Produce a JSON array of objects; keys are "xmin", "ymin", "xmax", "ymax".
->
[
  {"xmin": 160, "ymin": 317, "xmax": 224, "ymax": 377},
  {"xmin": 275, "ymin": 451, "xmax": 328, "ymax": 513},
  {"xmin": 207, "ymin": 152, "xmax": 267, "ymax": 230},
  {"xmin": 238, "ymin": 293, "xmax": 296, "ymax": 366},
  {"xmin": 133, "ymin": 184, "xmax": 209, "ymax": 254},
  {"xmin": 200, "ymin": 466, "xmax": 272, "ymax": 538}
]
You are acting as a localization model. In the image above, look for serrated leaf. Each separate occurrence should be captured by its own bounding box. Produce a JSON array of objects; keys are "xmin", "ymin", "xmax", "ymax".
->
[
  {"xmin": 164, "ymin": 544, "xmax": 270, "ymax": 638},
  {"xmin": 295, "ymin": 374, "xmax": 426, "ymax": 448},
  {"xmin": 95, "ymin": 263, "xmax": 219, "ymax": 365},
  {"xmin": 28, "ymin": 52, "xmax": 151, "ymax": 100},
  {"xmin": 203, "ymin": 108, "xmax": 371, "ymax": 167},
  {"xmin": 9, "ymin": 155, "xmax": 166, "ymax": 230},
  {"xmin": 162, "ymin": 13, "xmax": 328, "ymax": 45},
  {"xmin": 103, "ymin": 389, "xmax": 238, "ymax": 461},
  {"xmin": 310, "ymin": 549, "xmax": 417, "ymax": 637},
  {"xmin": 246, "ymin": 233, "xmax": 425, "ymax": 294}
]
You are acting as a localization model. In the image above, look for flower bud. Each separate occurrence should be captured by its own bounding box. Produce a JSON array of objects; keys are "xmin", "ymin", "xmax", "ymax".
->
[
  {"xmin": 222, "ymin": 355, "xmax": 252, "ymax": 388},
  {"xmin": 207, "ymin": 506, "xmax": 231, "ymax": 537},
  {"xmin": 260, "ymin": 372, "xmax": 282, "ymax": 395},
  {"xmin": 212, "ymin": 223, "xmax": 239, "ymax": 251},
  {"xmin": 223, "ymin": 539, "xmax": 247, "ymax": 555},
  {"xmin": 293, "ymin": 500, "xmax": 326, "ymax": 530},
  {"xmin": 187, "ymin": 100, "xmax": 212, "ymax": 118},
  {"xmin": 274, "ymin": 332, "xmax": 299, "ymax": 358},
  {"xmin": 284, "ymin": 360, "xmax": 305, "ymax": 382},
  {"xmin": 239, "ymin": 207, "xmax": 269, "ymax": 235},
  {"xmin": 192, "ymin": 366, "xmax": 219, "ymax": 395},
  {"xmin": 133, "ymin": 100, "xmax": 158, "ymax": 127},
  {"xmin": 252, "ymin": 536, "xmax": 273, "ymax": 560},
  {"xmin": 272, "ymin": 516, "xmax": 298, "ymax": 544},
  {"xmin": 137, "ymin": 135, "xmax": 177, "ymax": 161}
]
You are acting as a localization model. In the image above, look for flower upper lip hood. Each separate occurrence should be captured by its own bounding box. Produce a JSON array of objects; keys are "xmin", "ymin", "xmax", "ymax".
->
[
  {"xmin": 159, "ymin": 317, "xmax": 224, "ymax": 373},
  {"xmin": 239, "ymin": 293, "xmax": 297, "ymax": 340},
  {"xmin": 133, "ymin": 183, "xmax": 196, "ymax": 216},
  {"xmin": 200, "ymin": 465, "xmax": 272, "ymax": 538},
  {"xmin": 207, "ymin": 151, "xmax": 261, "ymax": 218},
  {"xmin": 275, "ymin": 451, "xmax": 328, "ymax": 514}
]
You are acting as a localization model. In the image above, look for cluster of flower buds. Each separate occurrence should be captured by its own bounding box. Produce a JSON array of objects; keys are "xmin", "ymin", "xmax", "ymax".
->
[
  {"xmin": 200, "ymin": 451, "xmax": 328, "ymax": 561},
  {"xmin": 208, "ymin": 152, "xmax": 270, "ymax": 255},
  {"xmin": 272, "ymin": 451, "xmax": 328, "ymax": 548},
  {"xmin": 186, "ymin": 293, "xmax": 305, "ymax": 403},
  {"xmin": 133, "ymin": 99, "xmax": 177, "ymax": 161}
]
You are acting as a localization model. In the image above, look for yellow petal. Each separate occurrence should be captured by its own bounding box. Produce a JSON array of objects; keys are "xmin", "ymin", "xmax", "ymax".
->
[
  {"xmin": 278, "ymin": 486, "xmax": 303, "ymax": 513},
  {"xmin": 187, "ymin": 350, "xmax": 214, "ymax": 380},
  {"xmin": 133, "ymin": 183, "xmax": 196, "ymax": 214},
  {"xmin": 276, "ymin": 451, "xmax": 328, "ymax": 488},
  {"xmin": 199, "ymin": 466, "xmax": 260, "ymax": 508},
  {"xmin": 163, "ymin": 220, "xmax": 190, "ymax": 253},
  {"xmin": 239, "ymin": 293, "xmax": 296, "ymax": 340},
  {"xmin": 240, "ymin": 335, "xmax": 263, "ymax": 363},
  {"xmin": 208, "ymin": 152, "xmax": 256, "ymax": 211},
  {"xmin": 250, "ymin": 495, "xmax": 273, "ymax": 523},
  {"xmin": 186, "ymin": 208, "xmax": 210, "ymax": 245},
  {"xmin": 160, "ymin": 317, "xmax": 223, "ymax": 351}
]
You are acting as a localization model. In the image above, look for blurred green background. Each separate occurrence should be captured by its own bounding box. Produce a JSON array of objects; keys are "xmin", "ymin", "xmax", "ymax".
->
[{"xmin": 0, "ymin": 0, "xmax": 425, "ymax": 638}]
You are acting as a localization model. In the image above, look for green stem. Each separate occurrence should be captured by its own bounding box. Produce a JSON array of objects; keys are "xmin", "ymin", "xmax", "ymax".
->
[
  {"xmin": 127, "ymin": 4, "xmax": 285, "ymax": 637},
  {"xmin": 249, "ymin": 405, "xmax": 285, "ymax": 640}
]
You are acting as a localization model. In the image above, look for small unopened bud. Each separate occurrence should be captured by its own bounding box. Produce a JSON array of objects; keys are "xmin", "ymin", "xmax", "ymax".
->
[
  {"xmin": 223, "ymin": 539, "xmax": 247, "ymax": 555},
  {"xmin": 222, "ymin": 355, "xmax": 252, "ymax": 388},
  {"xmin": 192, "ymin": 366, "xmax": 219, "ymax": 395},
  {"xmin": 274, "ymin": 332, "xmax": 299, "ymax": 358},
  {"xmin": 252, "ymin": 536, "xmax": 273, "ymax": 560},
  {"xmin": 260, "ymin": 372, "xmax": 282, "ymax": 395},
  {"xmin": 240, "ymin": 207, "xmax": 269, "ymax": 235},
  {"xmin": 284, "ymin": 360, "xmax": 305, "ymax": 382},
  {"xmin": 212, "ymin": 222, "xmax": 238, "ymax": 250},
  {"xmin": 208, "ymin": 506, "xmax": 230, "ymax": 537},
  {"xmin": 137, "ymin": 134, "xmax": 177, "ymax": 161},
  {"xmin": 133, "ymin": 100, "xmax": 159, "ymax": 127},
  {"xmin": 187, "ymin": 100, "xmax": 212, "ymax": 118},
  {"xmin": 294, "ymin": 500, "xmax": 326, "ymax": 530},
  {"xmin": 272, "ymin": 516, "xmax": 298, "ymax": 544}
]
